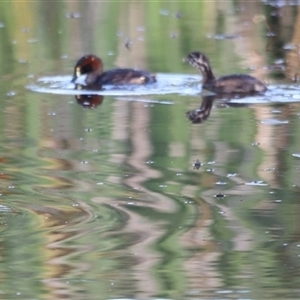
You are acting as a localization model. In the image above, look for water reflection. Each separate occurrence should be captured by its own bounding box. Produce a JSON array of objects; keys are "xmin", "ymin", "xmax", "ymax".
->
[
  {"xmin": 75, "ymin": 93, "xmax": 104, "ymax": 109},
  {"xmin": 186, "ymin": 95, "xmax": 215, "ymax": 124},
  {"xmin": 1, "ymin": 0, "xmax": 300, "ymax": 299},
  {"xmin": 186, "ymin": 94, "xmax": 254, "ymax": 124},
  {"xmin": 73, "ymin": 82, "xmax": 105, "ymax": 108}
]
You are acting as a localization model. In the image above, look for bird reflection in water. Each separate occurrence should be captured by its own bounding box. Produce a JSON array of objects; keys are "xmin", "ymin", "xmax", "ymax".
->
[
  {"xmin": 75, "ymin": 93, "xmax": 104, "ymax": 108},
  {"xmin": 186, "ymin": 95, "xmax": 215, "ymax": 124},
  {"xmin": 186, "ymin": 94, "xmax": 254, "ymax": 124},
  {"xmin": 74, "ymin": 84, "xmax": 104, "ymax": 109}
]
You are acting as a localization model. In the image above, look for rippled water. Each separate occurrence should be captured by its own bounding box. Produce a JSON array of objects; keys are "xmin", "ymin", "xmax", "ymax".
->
[
  {"xmin": 1, "ymin": 1, "xmax": 300, "ymax": 300},
  {"xmin": 29, "ymin": 73, "xmax": 201, "ymax": 96}
]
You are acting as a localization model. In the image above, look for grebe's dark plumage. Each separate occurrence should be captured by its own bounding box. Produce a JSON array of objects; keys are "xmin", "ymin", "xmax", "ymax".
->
[
  {"xmin": 184, "ymin": 51, "xmax": 267, "ymax": 94},
  {"xmin": 72, "ymin": 54, "xmax": 156, "ymax": 87}
]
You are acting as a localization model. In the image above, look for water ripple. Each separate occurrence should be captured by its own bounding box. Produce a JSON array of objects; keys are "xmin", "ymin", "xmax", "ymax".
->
[
  {"xmin": 27, "ymin": 73, "xmax": 300, "ymax": 105},
  {"xmin": 27, "ymin": 73, "xmax": 200, "ymax": 97}
]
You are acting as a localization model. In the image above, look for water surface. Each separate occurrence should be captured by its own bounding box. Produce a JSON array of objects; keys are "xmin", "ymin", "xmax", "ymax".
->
[{"xmin": 0, "ymin": 1, "xmax": 300, "ymax": 299}]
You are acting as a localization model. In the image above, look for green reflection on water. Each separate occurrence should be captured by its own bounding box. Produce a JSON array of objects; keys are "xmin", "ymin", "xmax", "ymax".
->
[{"xmin": 0, "ymin": 1, "xmax": 300, "ymax": 300}]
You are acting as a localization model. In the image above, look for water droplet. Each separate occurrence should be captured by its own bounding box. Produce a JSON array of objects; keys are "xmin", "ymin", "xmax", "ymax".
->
[
  {"xmin": 283, "ymin": 43, "xmax": 295, "ymax": 50},
  {"xmin": 271, "ymin": 109, "xmax": 282, "ymax": 114},
  {"xmin": 184, "ymin": 200, "xmax": 194, "ymax": 204},
  {"xmin": 66, "ymin": 12, "xmax": 81, "ymax": 18},
  {"xmin": 264, "ymin": 167, "xmax": 276, "ymax": 171},
  {"xmin": 170, "ymin": 32, "xmax": 178, "ymax": 38},
  {"xmin": 245, "ymin": 181, "xmax": 268, "ymax": 186},
  {"xmin": 7, "ymin": 91, "xmax": 16, "ymax": 97},
  {"xmin": 27, "ymin": 38, "xmax": 37, "ymax": 43},
  {"xmin": 160, "ymin": 9, "xmax": 169, "ymax": 16},
  {"xmin": 214, "ymin": 193, "xmax": 226, "ymax": 198},
  {"xmin": 260, "ymin": 119, "xmax": 289, "ymax": 125},
  {"xmin": 215, "ymin": 181, "xmax": 227, "ymax": 185},
  {"xmin": 227, "ymin": 173, "xmax": 237, "ymax": 177}
]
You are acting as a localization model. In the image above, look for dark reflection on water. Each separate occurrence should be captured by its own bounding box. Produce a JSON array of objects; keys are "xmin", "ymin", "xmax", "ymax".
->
[
  {"xmin": 0, "ymin": 0, "xmax": 300, "ymax": 300},
  {"xmin": 76, "ymin": 94, "xmax": 104, "ymax": 109}
]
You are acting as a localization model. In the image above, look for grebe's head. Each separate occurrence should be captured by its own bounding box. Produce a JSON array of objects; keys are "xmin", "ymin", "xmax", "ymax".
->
[
  {"xmin": 183, "ymin": 51, "xmax": 215, "ymax": 81},
  {"xmin": 72, "ymin": 55, "xmax": 103, "ymax": 83},
  {"xmin": 183, "ymin": 51, "xmax": 210, "ymax": 69}
]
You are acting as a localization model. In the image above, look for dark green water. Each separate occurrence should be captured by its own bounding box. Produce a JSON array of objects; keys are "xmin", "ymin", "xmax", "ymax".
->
[{"xmin": 0, "ymin": 1, "xmax": 300, "ymax": 299}]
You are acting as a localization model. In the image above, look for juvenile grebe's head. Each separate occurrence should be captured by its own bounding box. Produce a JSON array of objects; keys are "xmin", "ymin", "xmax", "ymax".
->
[
  {"xmin": 72, "ymin": 55, "xmax": 104, "ymax": 83},
  {"xmin": 183, "ymin": 51, "xmax": 210, "ymax": 69},
  {"xmin": 183, "ymin": 51, "xmax": 215, "ymax": 81}
]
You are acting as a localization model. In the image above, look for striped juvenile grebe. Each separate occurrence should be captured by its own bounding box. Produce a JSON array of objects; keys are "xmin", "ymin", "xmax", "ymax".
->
[
  {"xmin": 72, "ymin": 54, "xmax": 156, "ymax": 88},
  {"xmin": 184, "ymin": 51, "xmax": 267, "ymax": 94}
]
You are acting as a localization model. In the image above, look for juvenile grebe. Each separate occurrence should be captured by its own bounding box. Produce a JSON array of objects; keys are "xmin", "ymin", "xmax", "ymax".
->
[
  {"xmin": 72, "ymin": 54, "xmax": 156, "ymax": 87},
  {"xmin": 184, "ymin": 51, "xmax": 267, "ymax": 94}
]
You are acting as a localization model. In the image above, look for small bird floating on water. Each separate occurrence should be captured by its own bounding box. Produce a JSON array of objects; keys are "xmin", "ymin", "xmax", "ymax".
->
[
  {"xmin": 183, "ymin": 51, "xmax": 267, "ymax": 94},
  {"xmin": 72, "ymin": 54, "xmax": 156, "ymax": 88}
]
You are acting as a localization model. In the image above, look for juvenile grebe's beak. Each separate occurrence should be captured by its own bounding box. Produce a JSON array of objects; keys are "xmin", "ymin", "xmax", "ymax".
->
[{"xmin": 183, "ymin": 55, "xmax": 195, "ymax": 64}]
